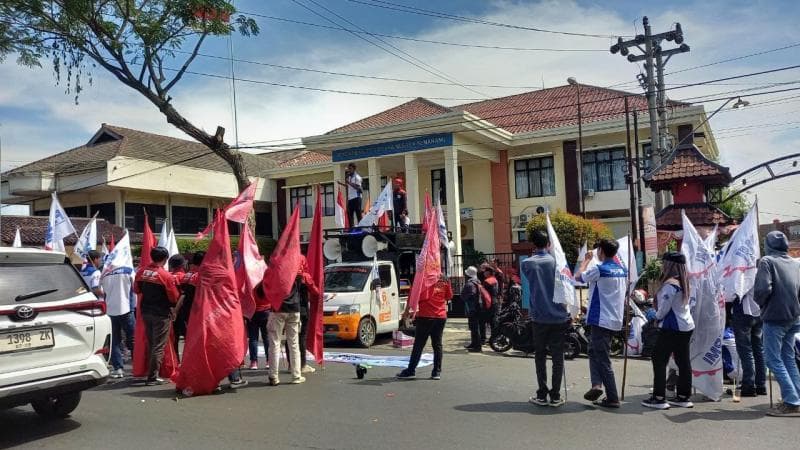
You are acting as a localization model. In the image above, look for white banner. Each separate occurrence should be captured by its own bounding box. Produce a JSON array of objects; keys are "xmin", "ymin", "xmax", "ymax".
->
[
  {"xmin": 102, "ymin": 231, "xmax": 134, "ymax": 276},
  {"xmin": 545, "ymin": 213, "xmax": 578, "ymax": 316},
  {"xmin": 45, "ymin": 192, "xmax": 75, "ymax": 252},
  {"xmin": 75, "ymin": 216, "xmax": 98, "ymax": 259},
  {"xmin": 357, "ymin": 182, "xmax": 393, "ymax": 227},
  {"xmin": 717, "ymin": 204, "xmax": 760, "ymax": 303},
  {"xmin": 682, "ymin": 210, "xmax": 724, "ymax": 401}
]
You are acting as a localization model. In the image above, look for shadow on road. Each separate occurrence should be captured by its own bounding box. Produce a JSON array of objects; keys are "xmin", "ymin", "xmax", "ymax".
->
[
  {"xmin": 664, "ymin": 406, "xmax": 768, "ymax": 423},
  {"xmin": 0, "ymin": 408, "xmax": 81, "ymax": 448}
]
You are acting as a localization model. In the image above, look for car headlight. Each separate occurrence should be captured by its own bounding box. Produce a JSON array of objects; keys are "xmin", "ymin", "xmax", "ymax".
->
[{"xmin": 337, "ymin": 304, "xmax": 360, "ymax": 315}]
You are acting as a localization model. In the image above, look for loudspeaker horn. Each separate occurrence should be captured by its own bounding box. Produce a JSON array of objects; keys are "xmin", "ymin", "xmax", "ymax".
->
[
  {"xmin": 361, "ymin": 235, "xmax": 388, "ymax": 258},
  {"xmin": 323, "ymin": 239, "xmax": 342, "ymax": 261}
]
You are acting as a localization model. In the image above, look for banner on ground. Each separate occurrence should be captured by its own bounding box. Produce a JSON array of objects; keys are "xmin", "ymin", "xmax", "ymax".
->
[{"xmin": 323, "ymin": 352, "xmax": 433, "ymax": 368}]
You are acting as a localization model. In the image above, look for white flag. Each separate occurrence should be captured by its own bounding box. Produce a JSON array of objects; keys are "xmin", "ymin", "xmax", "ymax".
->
[
  {"xmin": 435, "ymin": 195, "xmax": 452, "ymax": 276},
  {"xmin": 158, "ymin": 221, "xmax": 169, "ymax": 248},
  {"xmin": 703, "ymin": 224, "xmax": 719, "ymax": 251},
  {"xmin": 357, "ymin": 182, "xmax": 393, "ymax": 227},
  {"xmin": 102, "ymin": 231, "xmax": 134, "ymax": 276},
  {"xmin": 12, "ymin": 227, "xmax": 22, "ymax": 248},
  {"xmin": 574, "ymin": 241, "xmax": 600, "ymax": 287},
  {"xmin": 45, "ymin": 192, "xmax": 76, "ymax": 252},
  {"xmin": 615, "ymin": 236, "xmax": 639, "ymax": 291},
  {"xmin": 545, "ymin": 213, "xmax": 578, "ymax": 316},
  {"xmin": 75, "ymin": 215, "xmax": 98, "ymax": 259},
  {"xmin": 681, "ymin": 210, "xmax": 724, "ymax": 401},
  {"xmin": 717, "ymin": 204, "xmax": 760, "ymax": 303},
  {"xmin": 166, "ymin": 228, "xmax": 179, "ymax": 258}
]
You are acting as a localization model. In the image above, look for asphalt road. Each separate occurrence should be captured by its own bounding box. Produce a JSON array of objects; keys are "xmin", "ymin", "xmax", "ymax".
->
[{"xmin": 1, "ymin": 321, "xmax": 796, "ymax": 450}]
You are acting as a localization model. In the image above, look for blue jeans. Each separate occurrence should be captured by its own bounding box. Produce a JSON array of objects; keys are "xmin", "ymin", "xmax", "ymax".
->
[
  {"xmin": 588, "ymin": 326, "xmax": 619, "ymax": 402},
  {"xmin": 248, "ymin": 311, "xmax": 270, "ymax": 363},
  {"xmin": 763, "ymin": 318, "xmax": 800, "ymax": 406},
  {"xmin": 110, "ymin": 313, "xmax": 134, "ymax": 370},
  {"xmin": 732, "ymin": 305, "xmax": 766, "ymax": 390}
]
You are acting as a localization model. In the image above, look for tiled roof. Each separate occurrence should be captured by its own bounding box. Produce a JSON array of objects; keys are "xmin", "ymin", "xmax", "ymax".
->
[
  {"xmin": 645, "ymin": 143, "xmax": 731, "ymax": 188},
  {"xmin": 277, "ymin": 151, "xmax": 331, "ymax": 168},
  {"xmin": 326, "ymin": 85, "xmax": 688, "ymax": 136},
  {"xmin": 0, "ymin": 216, "xmax": 131, "ymax": 247},
  {"xmin": 327, "ymin": 97, "xmax": 452, "ymax": 134},
  {"xmin": 4, "ymin": 124, "xmax": 290, "ymax": 177},
  {"xmin": 655, "ymin": 203, "xmax": 732, "ymax": 230}
]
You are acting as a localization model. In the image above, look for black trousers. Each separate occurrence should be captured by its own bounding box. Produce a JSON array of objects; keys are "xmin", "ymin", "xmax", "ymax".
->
[
  {"xmin": 467, "ymin": 315, "xmax": 482, "ymax": 348},
  {"xmin": 478, "ymin": 309, "xmax": 493, "ymax": 342},
  {"xmin": 347, "ymin": 197, "xmax": 362, "ymax": 226},
  {"xmin": 408, "ymin": 317, "xmax": 446, "ymax": 373},
  {"xmin": 651, "ymin": 329, "xmax": 694, "ymax": 398},
  {"xmin": 533, "ymin": 321, "xmax": 569, "ymax": 399}
]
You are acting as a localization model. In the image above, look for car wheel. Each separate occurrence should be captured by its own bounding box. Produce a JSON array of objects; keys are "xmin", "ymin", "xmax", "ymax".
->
[
  {"xmin": 31, "ymin": 392, "xmax": 82, "ymax": 419},
  {"xmin": 489, "ymin": 334, "xmax": 512, "ymax": 353},
  {"xmin": 357, "ymin": 317, "xmax": 376, "ymax": 348}
]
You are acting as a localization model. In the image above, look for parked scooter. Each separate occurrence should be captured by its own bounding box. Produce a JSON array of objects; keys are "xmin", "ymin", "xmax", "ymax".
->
[{"xmin": 489, "ymin": 303, "xmax": 580, "ymax": 359}]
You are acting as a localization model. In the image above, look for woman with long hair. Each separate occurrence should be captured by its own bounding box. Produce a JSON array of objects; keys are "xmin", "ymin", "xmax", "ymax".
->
[{"xmin": 642, "ymin": 252, "xmax": 695, "ymax": 410}]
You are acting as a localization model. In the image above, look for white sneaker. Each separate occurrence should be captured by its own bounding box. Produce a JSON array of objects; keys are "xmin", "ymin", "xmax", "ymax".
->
[
  {"xmin": 301, "ymin": 365, "xmax": 316, "ymax": 374},
  {"xmin": 110, "ymin": 368, "xmax": 124, "ymax": 379},
  {"xmin": 290, "ymin": 376, "xmax": 306, "ymax": 385}
]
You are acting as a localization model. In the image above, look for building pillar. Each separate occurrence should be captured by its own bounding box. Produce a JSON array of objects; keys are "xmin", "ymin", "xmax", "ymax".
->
[
  {"xmin": 165, "ymin": 194, "xmax": 173, "ymax": 229},
  {"xmin": 490, "ymin": 150, "xmax": 512, "ymax": 253},
  {"xmin": 404, "ymin": 153, "xmax": 420, "ymax": 223},
  {"xmin": 562, "ymin": 140, "xmax": 581, "ymax": 215},
  {"xmin": 444, "ymin": 147, "xmax": 462, "ymax": 256},
  {"xmin": 367, "ymin": 158, "xmax": 381, "ymax": 203},
  {"xmin": 115, "ymin": 190, "xmax": 125, "ymax": 226}
]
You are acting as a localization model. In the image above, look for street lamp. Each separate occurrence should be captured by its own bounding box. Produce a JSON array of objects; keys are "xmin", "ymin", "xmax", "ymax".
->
[{"xmin": 568, "ymin": 77, "xmax": 586, "ymax": 218}]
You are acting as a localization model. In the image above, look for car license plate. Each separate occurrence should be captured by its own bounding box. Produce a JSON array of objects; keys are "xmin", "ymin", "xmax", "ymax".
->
[{"xmin": 0, "ymin": 328, "xmax": 55, "ymax": 354}]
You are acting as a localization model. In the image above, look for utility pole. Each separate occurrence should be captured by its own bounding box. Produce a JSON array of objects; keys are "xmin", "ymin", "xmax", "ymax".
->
[{"xmin": 610, "ymin": 16, "xmax": 689, "ymax": 211}]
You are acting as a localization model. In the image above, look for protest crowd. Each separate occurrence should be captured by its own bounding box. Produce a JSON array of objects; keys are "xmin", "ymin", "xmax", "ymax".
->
[{"xmin": 55, "ymin": 166, "xmax": 799, "ymax": 419}]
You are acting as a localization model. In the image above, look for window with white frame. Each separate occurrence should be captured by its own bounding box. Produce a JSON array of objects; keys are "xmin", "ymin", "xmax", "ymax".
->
[
  {"xmin": 515, "ymin": 156, "xmax": 556, "ymax": 198},
  {"xmin": 582, "ymin": 147, "xmax": 627, "ymax": 192}
]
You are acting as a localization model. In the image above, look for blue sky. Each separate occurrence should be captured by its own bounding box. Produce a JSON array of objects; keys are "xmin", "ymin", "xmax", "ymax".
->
[{"xmin": 2, "ymin": 0, "xmax": 800, "ymax": 220}]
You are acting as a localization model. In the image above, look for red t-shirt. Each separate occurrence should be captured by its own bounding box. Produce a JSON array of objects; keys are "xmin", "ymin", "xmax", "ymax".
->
[{"xmin": 417, "ymin": 280, "xmax": 453, "ymax": 319}]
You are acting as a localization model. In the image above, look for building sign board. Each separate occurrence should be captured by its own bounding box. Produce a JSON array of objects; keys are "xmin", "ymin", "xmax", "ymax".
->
[{"xmin": 332, "ymin": 133, "xmax": 453, "ymax": 162}]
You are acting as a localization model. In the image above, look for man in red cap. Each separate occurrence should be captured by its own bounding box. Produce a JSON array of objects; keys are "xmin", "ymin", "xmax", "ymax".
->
[{"xmin": 392, "ymin": 177, "xmax": 408, "ymax": 231}]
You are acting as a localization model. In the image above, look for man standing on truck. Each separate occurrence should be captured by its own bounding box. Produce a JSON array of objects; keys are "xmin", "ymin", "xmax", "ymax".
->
[
  {"xmin": 397, "ymin": 273, "xmax": 453, "ymax": 380},
  {"xmin": 392, "ymin": 177, "xmax": 408, "ymax": 231},
  {"xmin": 522, "ymin": 230, "xmax": 570, "ymax": 407},
  {"xmin": 339, "ymin": 163, "xmax": 363, "ymax": 227}
]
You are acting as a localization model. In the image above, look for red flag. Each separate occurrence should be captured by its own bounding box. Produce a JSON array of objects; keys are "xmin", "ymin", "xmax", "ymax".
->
[
  {"xmin": 335, "ymin": 189, "xmax": 349, "ymax": 229},
  {"xmin": 262, "ymin": 206, "xmax": 302, "ymax": 311},
  {"xmin": 408, "ymin": 204, "xmax": 441, "ymax": 312},
  {"xmin": 175, "ymin": 211, "xmax": 245, "ymax": 396},
  {"xmin": 225, "ymin": 181, "xmax": 258, "ymax": 223},
  {"xmin": 140, "ymin": 212, "xmax": 156, "ymax": 268},
  {"xmin": 196, "ymin": 182, "xmax": 257, "ymax": 240},
  {"xmin": 421, "ymin": 192, "xmax": 432, "ymax": 229},
  {"xmin": 306, "ymin": 187, "xmax": 325, "ymax": 364},
  {"xmin": 109, "ymin": 233, "xmax": 116, "ymax": 252},
  {"xmin": 378, "ymin": 211, "xmax": 390, "ymax": 231},
  {"xmin": 235, "ymin": 223, "xmax": 266, "ymax": 320}
]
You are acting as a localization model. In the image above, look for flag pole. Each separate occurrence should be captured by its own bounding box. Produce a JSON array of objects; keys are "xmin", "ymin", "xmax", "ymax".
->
[{"xmin": 621, "ymin": 236, "xmax": 633, "ymax": 401}]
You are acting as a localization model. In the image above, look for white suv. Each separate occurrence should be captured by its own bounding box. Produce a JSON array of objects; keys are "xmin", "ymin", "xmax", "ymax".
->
[{"xmin": 0, "ymin": 248, "xmax": 111, "ymax": 418}]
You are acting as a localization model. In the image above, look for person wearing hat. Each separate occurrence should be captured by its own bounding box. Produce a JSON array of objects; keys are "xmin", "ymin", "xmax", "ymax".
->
[
  {"xmin": 461, "ymin": 266, "xmax": 483, "ymax": 352},
  {"xmin": 642, "ymin": 251, "xmax": 695, "ymax": 410}
]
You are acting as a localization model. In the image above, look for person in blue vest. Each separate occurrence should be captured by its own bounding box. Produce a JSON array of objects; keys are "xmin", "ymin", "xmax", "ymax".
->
[{"xmin": 575, "ymin": 239, "xmax": 626, "ymax": 408}]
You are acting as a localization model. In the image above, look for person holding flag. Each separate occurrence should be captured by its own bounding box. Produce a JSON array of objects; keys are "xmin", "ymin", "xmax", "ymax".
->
[
  {"xmin": 642, "ymin": 252, "xmax": 695, "ymax": 410},
  {"xmin": 575, "ymin": 239, "xmax": 626, "ymax": 409},
  {"xmin": 80, "ymin": 250, "xmax": 105, "ymax": 298},
  {"xmin": 101, "ymin": 231, "xmax": 135, "ymax": 379},
  {"xmin": 523, "ymin": 229, "xmax": 570, "ymax": 407},
  {"xmin": 134, "ymin": 246, "xmax": 180, "ymax": 385}
]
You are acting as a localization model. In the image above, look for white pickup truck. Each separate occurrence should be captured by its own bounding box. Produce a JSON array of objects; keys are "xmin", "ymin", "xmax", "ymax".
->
[{"xmin": 322, "ymin": 261, "xmax": 409, "ymax": 347}]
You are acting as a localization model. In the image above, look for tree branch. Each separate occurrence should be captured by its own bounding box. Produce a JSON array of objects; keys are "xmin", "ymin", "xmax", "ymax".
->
[{"xmin": 164, "ymin": 31, "xmax": 207, "ymax": 92}]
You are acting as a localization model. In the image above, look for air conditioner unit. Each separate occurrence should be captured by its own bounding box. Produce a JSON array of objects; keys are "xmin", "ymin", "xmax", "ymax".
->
[
  {"xmin": 583, "ymin": 189, "xmax": 595, "ymax": 198},
  {"xmin": 518, "ymin": 214, "xmax": 529, "ymax": 225}
]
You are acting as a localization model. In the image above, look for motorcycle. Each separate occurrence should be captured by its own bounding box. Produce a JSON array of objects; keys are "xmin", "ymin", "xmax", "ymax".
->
[{"xmin": 489, "ymin": 303, "xmax": 581, "ymax": 359}]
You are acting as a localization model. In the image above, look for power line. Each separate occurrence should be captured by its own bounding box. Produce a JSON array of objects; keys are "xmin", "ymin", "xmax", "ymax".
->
[
  {"xmin": 242, "ymin": 13, "xmax": 606, "ymax": 52},
  {"xmin": 342, "ymin": 0, "xmax": 627, "ymax": 39}
]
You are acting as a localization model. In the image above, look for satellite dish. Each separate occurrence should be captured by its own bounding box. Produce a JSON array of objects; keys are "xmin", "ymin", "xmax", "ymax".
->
[
  {"xmin": 361, "ymin": 235, "xmax": 388, "ymax": 258},
  {"xmin": 323, "ymin": 239, "xmax": 342, "ymax": 261}
]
